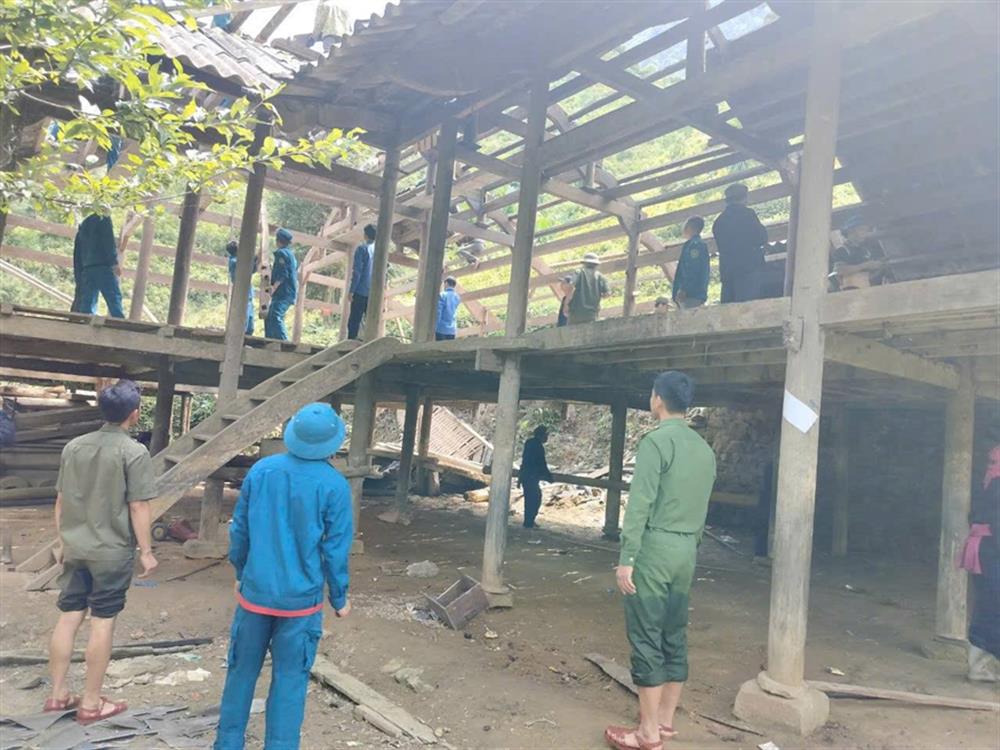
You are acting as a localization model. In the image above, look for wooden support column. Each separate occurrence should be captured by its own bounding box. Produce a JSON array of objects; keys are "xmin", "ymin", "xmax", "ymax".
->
[
  {"xmin": 168, "ymin": 187, "xmax": 201, "ymax": 326},
  {"xmin": 179, "ymin": 392, "xmax": 193, "ymax": 433},
  {"xmin": 393, "ymin": 388, "xmax": 420, "ymax": 513},
  {"xmin": 364, "ymin": 142, "xmax": 401, "ymax": 340},
  {"xmin": 347, "ymin": 374, "xmax": 376, "ymax": 551},
  {"xmin": 782, "ymin": 157, "xmax": 801, "ymax": 297},
  {"xmin": 129, "ymin": 215, "xmax": 155, "ymax": 321},
  {"xmin": 149, "ymin": 359, "xmax": 175, "ymax": 456},
  {"xmin": 415, "ymin": 397, "xmax": 435, "ymax": 495},
  {"xmin": 829, "ymin": 408, "xmax": 849, "ymax": 557},
  {"xmin": 481, "ymin": 78, "xmax": 548, "ymax": 604},
  {"xmin": 622, "ymin": 218, "xmax": 640, "ymax": 317},
  {"xmin": 735, "ymin": 2, "xmax": 841, "ymax": 734},
  {"xmin": 292, "ymin": 268, "xmax": 308, "ymax": 343},
  {"xmin": 603, "ymin": 399, "xmax": 628, "ymax": 539},
  {"xmin": 935, "ymin": 363, "xmax": 974, "ymax": 641},
  {"xmin": 413, "ymin": 120, "xmax": 458, "ymax": 342}
]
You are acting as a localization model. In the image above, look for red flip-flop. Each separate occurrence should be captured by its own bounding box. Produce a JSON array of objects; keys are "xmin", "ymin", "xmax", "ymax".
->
[
  {"xmin": 76, "ymin": 697, "xmax": 128, "ymax": 725},
  {"xmin": 605, "ymin": 725, "xmax": 663, "ymax": 750},
  {"xmin": 660, "ymin": 724, "xmax": 678, "ymax": 740},
  {"xmin": 44, "ymin": 695, "xmax": 80, "ymax": 712}
]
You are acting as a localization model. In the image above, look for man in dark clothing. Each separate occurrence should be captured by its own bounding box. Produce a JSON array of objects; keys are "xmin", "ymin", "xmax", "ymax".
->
[
  {"xmin": 73, "ymin": 214, "xmax": 124, "ymax": 318},
  {"xmin": 672, "ymin": 216, "xmax": 710, "ymax": 309},
  {"xmin": 712, "ymin": 184, "xmax": 768, "ymax": 303},
  {"xmin": 347, "ymin": 224, "xmax": 377, "ymax": 340},
  {"xmin": 519, "ymin": 426, "xmax": 553, "ymax": 529},
  {"xmin": 557, "ymin": 275, "xmax": 573, "ymax": 327}
]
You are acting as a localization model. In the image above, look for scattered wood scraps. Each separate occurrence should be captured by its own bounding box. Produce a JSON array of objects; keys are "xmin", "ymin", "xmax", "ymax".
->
[{"xmin": 808, "ymin": 680, "xmax": 1000, "ymax": 712}]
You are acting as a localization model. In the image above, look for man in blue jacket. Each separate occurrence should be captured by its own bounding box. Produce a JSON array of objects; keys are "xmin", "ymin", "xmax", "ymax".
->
[
  {"xmin": 72, "ymin": 214, "xmax": 125, "ymax": 318},
  {"xmin": 672, "ymin": 216, "xmax": 710, "ymax": 309},
  {"xmin": 226, "ymin": 241, "xmax": 256, "ymax": 335},
  {"xmin": 214, "ymin": 403, "xmax": 353, "ymax": 750},
  {"xmin": 435, "ymin": 276, "xmax": 460, "ymax": 340},
  {"xmin": 264, "ymin": 228, "xmax": 298, "ymax": 340},
  {"xmin": 347, "ymin": 224, "xmax": 377, "ymax": 340}
]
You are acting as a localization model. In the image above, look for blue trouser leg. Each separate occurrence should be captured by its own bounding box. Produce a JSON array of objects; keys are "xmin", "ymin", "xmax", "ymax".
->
[
  {"xmin": 264, "ymin": 297, "xmax": 291, "ymax": 340},
  {"xmin": 215, "ymin": 607, "xmax": 271, "ymax": 750},
  {"xmin": 76, "ymin": 269, "xmax": 100, "ymax": 315},
  {"xmin": 264, "ymin": 612, "xmax": 323, "ymax": 750},
  {"xmin": 81, "ymin": 266, "xmax": 124, "ymax": 318},
  {"xmin": 245, "ymin": 293, "xmax": 255, "ymax": 336}
]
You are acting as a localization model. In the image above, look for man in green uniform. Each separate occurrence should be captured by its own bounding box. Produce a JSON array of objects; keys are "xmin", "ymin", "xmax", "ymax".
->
[
  {"xmin": 606, "ymin": 371, "xmax": 716, "ymax": 750},
  {"xmin": 566, "ymin": 252, "xmax": 610, "ymax": 324}
]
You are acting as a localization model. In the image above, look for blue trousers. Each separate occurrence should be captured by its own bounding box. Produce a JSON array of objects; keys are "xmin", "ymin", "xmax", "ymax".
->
[
  {"xmin": 215, "ymin": 606, "xmax": 323, "ymax": 750},
  {"xmin": 244, "ymin": 293, "xmax": 255, "ymax": 336},
  {"xmin": 77, "ymin": 266, "xmax": 125, "ymax": 318},
  {"xmin": 264, "ymin": 297, "xmax": 292, "ymax": 340}
]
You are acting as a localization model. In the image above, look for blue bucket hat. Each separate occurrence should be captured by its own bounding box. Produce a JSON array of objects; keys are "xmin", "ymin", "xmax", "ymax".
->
[
  {"xmin": 283, "ymin": 403, "xmax": 345, "ymax": 460},
  {"xmin": 276, "ymin": 227, "xmax": 293, "ymax": 244}
]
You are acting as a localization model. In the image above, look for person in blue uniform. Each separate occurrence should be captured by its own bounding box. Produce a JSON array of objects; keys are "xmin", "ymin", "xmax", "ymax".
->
[
  {"xmin": 72, "ymin": 214, "xmax": 124, "ymax": 318},
  {"xmin": 519, "ymin": 426, "xmax": 553, "ymax": 529},
  {"xmin": 264, "ymin": 228, "xmax": 297, "ymax": 340},
  {"xmin": 435, "ymin": 276, "xmax": 460, "ymax": 341},
  {"xmin": 347, "ymin": 224, "xmax": 377, "ymax": 340},
  {"xmin": 672, "ymin": 216, "xmax": 710, "ymax": 309},
  {"xmin": 226, "ymin": 241, "xmax": 257, "ymax": 336},
  {"xmin": 214, "ymin": 403, "xmax": 353, "ymax": 750}
]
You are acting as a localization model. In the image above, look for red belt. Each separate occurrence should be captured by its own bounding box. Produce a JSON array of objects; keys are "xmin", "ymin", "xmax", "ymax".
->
[{"xmin": 237, "ymin": 591, "xmax": 323, "ymax": 618}]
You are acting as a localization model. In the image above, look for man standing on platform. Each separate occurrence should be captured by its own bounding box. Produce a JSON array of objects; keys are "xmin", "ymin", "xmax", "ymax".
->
[
  {"xmin": 519, "ymin": 426, "xmax": 553, "ymax": 529},
  {"xmin": 566, "ymin": 253, "xmax": 610, "ymax": 325},
  {"xmin": 72, "ymin": 214, "xmax": 125, "ymax": 318},
  {"xmin": 47, "ymin": 379, "xmax": 158, "ymax": 724},
  {"xmin": 347, "ymin": 224, "xmax": 377, "ymax": 339},
  {"xmin": 264, "ymin": 227, "xmax": 298, "ymax": 340},
  {"xmin": 672, "ymin": 216, "xmax": 710, "ymax": 309},
  {"xmin": 712, "ymin": 183, "xmax": 769, "ymax": 303},
  {"xmin": 605, "ymin": 371, "xmax": 716, "ymax": 750},
  {"xmin": 226, "ymin": 241, "xmax": 256, "ymax": 336},
  {"xmin": 435, "ymin": 276, "xmax": 461, "ymax": 341},
  {"xmin": 215, "ymin": 403, "xmax": 353, "ymax": 750}
]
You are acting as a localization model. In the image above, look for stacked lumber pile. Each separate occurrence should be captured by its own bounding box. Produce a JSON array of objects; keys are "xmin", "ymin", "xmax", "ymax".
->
[{"xmin": 0, "ymin": 384, "xmax": 100, "ymax": 506}]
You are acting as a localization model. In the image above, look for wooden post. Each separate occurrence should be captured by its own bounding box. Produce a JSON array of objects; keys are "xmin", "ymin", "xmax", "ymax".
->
[
  {"xmin": 168, "ymin": 187, "xmax": 201, "ymax": 326},
  {"xmin": 413, "ymin": 120, "xmax": 458, "ymax": 342},
  {"xmin": 218, "ymin": 121, "xmax": 269, "ymax": 404},
  {"xmin": 339, "ymin": 234, "xmax": 354, "ymax": 340},
  {"xmin": 935, "ymin": 363, "xmax": 974, "ymax": 641},
  {"xmin": 782, "ymin": 159, "xmax": 801, "ymax": 297},
  {"xmin": 764, "ymin": 1, "xmax": 842, "ymax": 689},
  {"xmin": 603, "ymin": 399, "xmax": 628, "ymax": 539},
  {"xmin": 198, "ymin": 479, "xmax": 224, "ymax": 544},
  {"xmin": 347, "ymin": 374, "xmax": 377, "ymax": 551},
  {"xmin": 686, "ymin": 2, "xmax": 707, "ymax": 80},
  {"xmin": 623, "ymin": 219, "xmax": 640, "ymax": 317},
  {"xmin": 129, "ymin": 215, "xmax": 154, "ymax": 321},
  {"xmin": 829, "ymin": 408, "xmax": 849, "ymax": 557},
  {"xmin": 364, "ymin": 143, "xmax": 401, "ymax": 340},
  {"xmin": 394, "ymin": 388, "xmax": 420, "ymax": 512},
  {"xmin": 179, "ymin": 392, "xmax": 193, "ymax": 433},
  {"xmin": 149, "ymin": 359, "xmax": 175, "ymax": 456},
  {"xmin": 481, "ymin": 78, "xmax": 548, "ymax": 602},
  {"xmin": 415, "ymin": 397, "xmax": 434, "ymax": 494},
  {"xmin": 292, "ymin": 267, "xmax": 308, "ymax": 343}
]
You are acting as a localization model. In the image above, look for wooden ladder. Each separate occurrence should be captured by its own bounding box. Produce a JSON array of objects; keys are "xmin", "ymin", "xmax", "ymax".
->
[{"xmin": 22, "ymin": 337, "xmax": 402, "ymax": 590}]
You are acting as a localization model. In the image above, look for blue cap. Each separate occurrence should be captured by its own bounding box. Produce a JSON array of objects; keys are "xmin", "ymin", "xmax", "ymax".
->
[
  {"xmin": 276, "ymin": 227, "xmax": 293, "ymax": 244},
  {"xmin": 283, "ymin": 403, "xmax": 345, "ymax": 460}
]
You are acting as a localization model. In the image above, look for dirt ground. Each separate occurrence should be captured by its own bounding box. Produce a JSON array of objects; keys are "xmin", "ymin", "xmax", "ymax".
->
[{"xmin": 1, "ymin": 490, "xmax": 998, "ymax": 750}]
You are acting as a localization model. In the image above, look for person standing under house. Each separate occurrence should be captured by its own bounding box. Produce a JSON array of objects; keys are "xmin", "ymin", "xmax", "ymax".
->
[
  {"xmin": 347, "ymin": 224, "xmax": 377, "ymax": 340},
  {"xmin": 215, "ymin": 403, "xmax": 353, "ymax": 750},
  {"xmin": 46, "ymin": 379, "xmax": 159, "ymax": 724},
  {"xmin": 72, "ymin": 214, "xmax": 125, "ymax": 318},
  {"xmin": 226, "ymin": 240, "xmax": 256, "ymax": 336},
  {"xmin": 435, "ymin": 276, "xmax": 461, "ymax": 341},
  {"xmin": 519, "ymin": 426, "xmax": 553, "ymax": 529},
  {"xmin": 960, "ymin": 438, "xmax": 1000, "ymax": 682},
  {"xmin": 712, "ymin": 183, "xmax": 769, "ymax": 303},
  {"xmin": 566, "ymin": 253, "xmax": 610, "ymax": 325},
  {"xmin": 264, "ymin": 227, "xmax": 298, "ymax": 341},
  {"xmin": 672, "ymin": 216, "xmax": 710, "ymax": 309},
  {"xmin": 606, "ymin": 371, "xmax": 717, "ymax": 750}
]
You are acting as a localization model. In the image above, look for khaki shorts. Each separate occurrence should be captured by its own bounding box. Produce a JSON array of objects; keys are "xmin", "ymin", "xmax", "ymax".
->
[{"xmin": 57, "ymin": 557, "xmax": 134, "ymax": 619}]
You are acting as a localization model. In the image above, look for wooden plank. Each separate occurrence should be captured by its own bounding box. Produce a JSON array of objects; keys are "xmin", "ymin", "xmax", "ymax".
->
[
  {"xmin": 824, "ymin": 333, "xmax": 961, "ymax": 390},
  {"xmin": 168, "ymin": 188, "xmax": 202, "ymax": 326},
  {"xmin": 310, "ymin": 656, "xmax": 438, "ymax": 744},
  {"xmin": 808, "ymin": 681, "xmax": 999, "ymax": 712},
  {"xmin": 602, "ymin": 400, "xmax": 628, "ymax": 538}
]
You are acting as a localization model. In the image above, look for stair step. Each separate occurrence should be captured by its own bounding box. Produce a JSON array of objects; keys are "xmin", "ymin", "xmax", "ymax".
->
[
  {"xmin": 249, "ymin": 396, "xmax": 268, "ymax": 404},
  {"xmin": 221, "ymin": 414, "xmax": 244, "ymax": 422},
  {"xmin": 162, "ymin": 454, "xmax": 181, "ymax": 464},
  {"xmin": 192, "ymin": 433, "xmax": 216, "ymax": 443}
]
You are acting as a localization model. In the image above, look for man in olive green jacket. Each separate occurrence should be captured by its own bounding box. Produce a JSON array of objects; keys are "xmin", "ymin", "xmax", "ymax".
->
[{"xmin": 606, "ymin": 371, "xmax": 716, "ymax": 750}]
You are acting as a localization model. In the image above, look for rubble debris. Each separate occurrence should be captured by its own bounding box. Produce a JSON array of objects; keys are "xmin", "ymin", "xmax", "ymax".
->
[
  {"xmin": 406, "ymin": 561, "xmax": 440, "ymax": 578},
  {"xmin": 393, "ymin": 666, "xmax": 434, "ymax": 694},
  {"xmin": 808, "ymin": 680, "xmax": 1000, "ymax": 711}
]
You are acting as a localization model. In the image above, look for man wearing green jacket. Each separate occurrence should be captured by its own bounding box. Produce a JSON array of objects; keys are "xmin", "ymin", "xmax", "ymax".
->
[{"xmin": 605, "ymin": 371, "xmax": 716, "ymax": 750}]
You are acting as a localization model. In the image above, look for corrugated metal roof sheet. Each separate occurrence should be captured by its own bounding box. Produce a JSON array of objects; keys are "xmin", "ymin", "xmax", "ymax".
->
[{"xmin": 155, "ymin": 23, "xmax": 304, "ymax": 92}]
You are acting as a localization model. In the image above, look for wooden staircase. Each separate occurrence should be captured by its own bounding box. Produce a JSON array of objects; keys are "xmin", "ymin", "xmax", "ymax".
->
[{"xmin": 21, "ymin": 337, "xmax": 401, "ymax": 590}]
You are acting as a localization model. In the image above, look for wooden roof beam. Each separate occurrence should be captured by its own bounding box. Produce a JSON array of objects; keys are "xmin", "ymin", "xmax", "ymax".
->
[{"xmin": 825, "ymin": 332, "xmax": 961, "ymax": 391}]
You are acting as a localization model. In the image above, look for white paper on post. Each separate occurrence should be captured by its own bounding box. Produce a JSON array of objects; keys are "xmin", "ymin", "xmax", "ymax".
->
[{"xmin": 783, "ymin": 390, "xmax": 818, "ymax": 434}]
